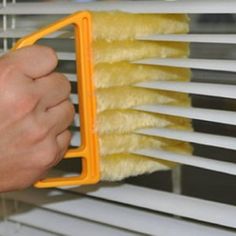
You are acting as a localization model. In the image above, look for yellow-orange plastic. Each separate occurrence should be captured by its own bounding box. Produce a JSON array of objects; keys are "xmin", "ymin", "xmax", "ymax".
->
[{"xmin": 13, "ymin": 12, "xmax": 100, "ymax": 188}]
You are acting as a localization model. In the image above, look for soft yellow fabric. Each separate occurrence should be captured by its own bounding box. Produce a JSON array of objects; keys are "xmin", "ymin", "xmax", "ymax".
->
[
  {"xmin": 96, "ymin": 87, "xmax": 190, "ymax": 112},
  {"xmin": 99, "ymin": 134, "xmax": 192, "ymax": 157},
  {"xmin": 92, "ymin": 12, "xmax": 189, "ymax": 41},
  {"xmin": 97, "ymin": 110, "xmax": 192, "ymax": 135},
  {"xmin": 101, "ymin": 142, "xmax": 192, "ymax": 181},
  {"xmin": 94, "ymin": 62, "xmax": 191, "ymax": 89},
  {"xmin": 90, "ymin": 12, "xmax": 192, "ymax": 181},
  {"xmin": 93, "ymin": 40, "xmax": 189, "ymax": 64}
]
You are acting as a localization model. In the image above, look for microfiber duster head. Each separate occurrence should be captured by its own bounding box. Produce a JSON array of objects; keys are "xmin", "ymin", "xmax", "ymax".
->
[
  {"xmin": 15, "ymin": 11, "xmax": 193, "ymax": 187},
  {"xmin": 92, "ymin": 12, "xmax": 189, "ymax": 41},
  {"xmin": 91, "ymin": 12, "xmax": 192, "ymax": 181}
]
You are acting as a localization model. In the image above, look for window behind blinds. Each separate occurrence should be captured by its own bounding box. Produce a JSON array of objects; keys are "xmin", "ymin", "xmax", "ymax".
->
[{"xmin": 1, "ymin": 1, "xmax": 236, "ymax": 235}]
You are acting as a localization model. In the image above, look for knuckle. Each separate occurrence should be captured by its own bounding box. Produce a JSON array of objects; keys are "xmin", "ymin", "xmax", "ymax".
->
[
  {"xmin": 28, "ymin": 116, "xmax": 49, "ymax": 143},
  {"xmin": 12, "ymin": 93, "xmax": 39, "ymax": 118},
  {"xmin": 0, "ymin": 62, "xmax": 17, "ymax": 83},
  {"xmin": 37, "ymin": 143, "xmax": 59, "ymax": 169},
  {"xmin": 62, "ymin": 129, "xmax": 72, "ymax": 144},
  {"xmin": 67, "ymin": 100, "xmax": 75, "ymax": 113},
  {"xmin": 66, "ymin": 129, "xmax": 72, "ymax": 138},
  {"xmin": 57, "ymin": 73, "xmax": 71, "ymax": 95},
  {"xmin": 32, "ymin": 45, "xmax": 58, "ymax": 69},
  {"xmin": 66, "ymin": 101, "xmax": 75, "ymax": 122},
  {"xmin": 0, "ymin": 63, "xmax": 40, "ymax": 118},
  {"xmin": 64, "ymin": 76, "xmax": 71, "ymax": 95},
  {"xmin": 65, "ymin": 130, "xmax": 72, "ymax": 145},
  {"xmin": 42, "ymin": 46, "xmax": 58, "ymax": 67}
]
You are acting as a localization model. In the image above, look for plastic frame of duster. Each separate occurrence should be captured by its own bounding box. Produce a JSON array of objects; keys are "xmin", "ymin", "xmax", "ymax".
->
[{"xmin": 13, "ymin": 11, "xmax": 100, "ymax": 188}]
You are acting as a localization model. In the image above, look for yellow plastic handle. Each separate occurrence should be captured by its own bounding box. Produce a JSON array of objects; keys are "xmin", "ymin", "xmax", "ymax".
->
[{"xmin": 13, "ymin": 11, "xmax": 100, "ymax": 188}]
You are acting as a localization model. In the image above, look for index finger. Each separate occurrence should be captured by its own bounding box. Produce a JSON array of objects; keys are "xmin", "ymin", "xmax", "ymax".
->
[{"xmin": 1, "ymin": 45, "xmax": 58, "ymax": 78}]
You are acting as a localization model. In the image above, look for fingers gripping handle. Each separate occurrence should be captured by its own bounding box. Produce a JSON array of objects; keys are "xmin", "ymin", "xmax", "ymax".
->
[{"xmin": 13, "ymin": 12, "xmax": 100, "ymax": 188}]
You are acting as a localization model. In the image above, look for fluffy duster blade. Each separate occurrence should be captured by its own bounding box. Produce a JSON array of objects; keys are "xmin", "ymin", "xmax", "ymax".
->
[{"xmin": 89, "ymin": 12, "xmax": 192, "ymax": 181}]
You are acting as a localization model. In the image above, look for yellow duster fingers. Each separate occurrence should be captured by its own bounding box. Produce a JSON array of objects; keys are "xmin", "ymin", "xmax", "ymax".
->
[
  {"xmin": 96, "ymin": 87, "xmax": 191, "ymax": 112},
  {"xmin": 92, "ymin": 12, "xmax": 189, "ymax": 41},
  {"xmin": 93, "ymin": 40, "xmax": 189, "ymax": 64},
  {"xmin": 97, "ymin": 110, "xmax": 192, "ymax": 135},
  {"xmin": 91, "ymin": 12, "xmax": 192, "ymax": 181},
  {"xmin": 95, "ymin": 62, "xmax": 191, "ymax": 89}
]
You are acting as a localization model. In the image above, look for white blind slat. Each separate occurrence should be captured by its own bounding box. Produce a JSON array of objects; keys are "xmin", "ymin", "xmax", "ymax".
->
[
  {"xmin": 71, "ymin": 182, "xmax": 236, "ymax": 228},
  {"xmin": 136, "ymin": 81, "xmax": 236, "ymax": 100},
  {"xmin": 5, "ymin": 202, "xmax": 132, "ymax": 236},
  {"xmin": 1, "ymin": 1, "xmax": 236, "ymax": 14},
  {"xmin": 134, "ymin": 58, "xmax": 236, "ymax": 73},
  {"xmin": 4, "ymin": 187, "xmax": 236, "ymax": 236},
  {"xmin": 134, "ymin": 104, "xmax": 236, "ymax": 126},
  {"xmin": 65, "ymin": 74, "xmax": 76, "ymax": 82},
  {"xmin": 69, "ymin": 94, "xmax": 78, "ymax": 104},
  {"xmin": 0, "ymin": 221, "xmax": 56, "ymax": 236},
  {"xmin": 138, "ymin": 34, "xmax": 236, "ymax": 44},
  {"xmin": 137, "ymin": 128, "xmax": 236, "ymax": 151},
  {"xmin": 71, "ymin": 131, "xmax": 81, "ymax": 146},
  {"xmin": 133, "ymin": 149, "xmax": 236, "ymax": 176},
  {"xmin": 0, "ymin": 28, "xmax": 70, "ymax": 39},
  {"xmin": 57, "ymin": 52, "xmax": 75, "ymax": 61}
]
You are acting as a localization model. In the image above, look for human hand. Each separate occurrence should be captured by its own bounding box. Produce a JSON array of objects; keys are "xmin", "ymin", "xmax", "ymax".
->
[{"xmin": 0, "ymin": 45, "xmax": 74, "ymax": 192}]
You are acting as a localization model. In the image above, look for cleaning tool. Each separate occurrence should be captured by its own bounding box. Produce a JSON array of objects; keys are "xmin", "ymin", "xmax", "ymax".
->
[{"xmin": 13, "ymin": 10, "xmax": 192, "ymax": 187}]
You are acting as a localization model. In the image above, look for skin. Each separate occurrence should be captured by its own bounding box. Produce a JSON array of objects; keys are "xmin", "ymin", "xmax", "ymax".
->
[{"xmin": 0, "ymin": 45, "xmax": 75, "ymax": 192}]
